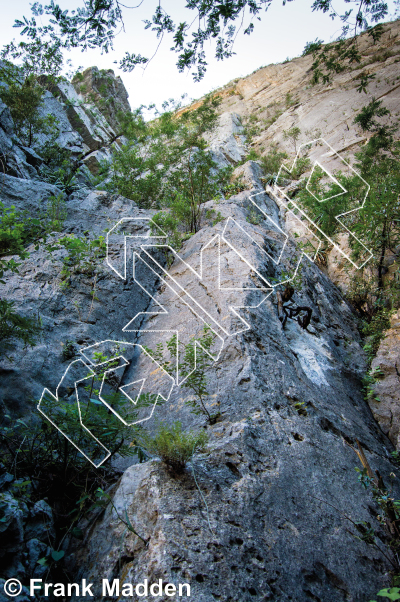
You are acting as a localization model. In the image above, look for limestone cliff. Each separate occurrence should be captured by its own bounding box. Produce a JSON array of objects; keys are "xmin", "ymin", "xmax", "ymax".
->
[{"xmin": 0, "ymin": 20, "xmax": 400, "ymax": 602}]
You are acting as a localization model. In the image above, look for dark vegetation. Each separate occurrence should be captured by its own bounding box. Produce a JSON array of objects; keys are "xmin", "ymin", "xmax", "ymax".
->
[{"xmin": 9, "ymin": 0, "xmax": 390, "ymax": 82}]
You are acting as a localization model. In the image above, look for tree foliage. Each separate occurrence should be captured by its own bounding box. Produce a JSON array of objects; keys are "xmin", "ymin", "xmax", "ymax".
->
[
  {"xmin": 104, "ymin": 95, "xmax": 231, "ymax": 236},
  {"xmin": 295, "ymin": 98, "xmax": 399, "ymax": 322},
  {"xmin": 9, "ymin": 0, "xmax": 390, "ymax": 82}
]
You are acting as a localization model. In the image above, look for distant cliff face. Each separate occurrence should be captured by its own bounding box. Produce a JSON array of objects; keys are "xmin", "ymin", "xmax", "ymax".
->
[
  {"xmin": 0, "ymin": 22, "xmax": 400, "ymax": 602},
  {"xmin": 214, "ymin": 19, "xmax": 400, "ymax": 172}
]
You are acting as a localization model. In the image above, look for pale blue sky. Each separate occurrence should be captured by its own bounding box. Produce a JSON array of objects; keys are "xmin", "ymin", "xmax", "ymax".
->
[{"xmin": 1, "ymin": 0, "xmax": 398, "ymax": 111}]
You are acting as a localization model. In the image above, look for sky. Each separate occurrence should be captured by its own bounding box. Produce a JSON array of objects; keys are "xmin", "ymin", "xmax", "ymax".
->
[{"xmin": 1, "ymin": 0, "xmax": 399, "ymax": 112}]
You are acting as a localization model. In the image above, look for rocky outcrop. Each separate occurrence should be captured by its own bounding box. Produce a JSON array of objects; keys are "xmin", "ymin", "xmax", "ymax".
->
[
  {"xmin": 215, "ymin": 20, "xmax": 400, "ymax": 173},
  {"xmin": 49, "ymin": 132, "xmax": 395, "ymax": 600},
  {"xmin": 72, "ymin": 67, "xmax": 130, "ymax": 132},
  {"xmin": 204, "ymin": 112, "xmax": 247, "ymax": 167},
  {"xmin": 0, "ymin": 475, "xmax": 55, "ymax": 582},
  {"xmin": 368, "ymin": 311, "xmax": 400, "ymax": 447},
  {"xmin": 0, "ymin": 68, "xmax": 129, "ymax": 182}
]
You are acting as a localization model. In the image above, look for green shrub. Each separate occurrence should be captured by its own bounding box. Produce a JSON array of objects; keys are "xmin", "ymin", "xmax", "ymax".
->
[
  {"xmin": 140, "ymin": 421, "xmax": 208, "ymax": 474},
  {"xmin": 144, "ymin": 325, "xmax": 219, "ymax": 425},
  {"xmin": 246, "ymin": 149, "xmax": 261, "ymax": 161},
  {"xmin": 0, "ymin": 299, "xmax": 41, "ymax": 352},
  {"xmin": 247, "ymin": 209, "xmax": 263, "ymax": 225},
  {"xmin": 369, "ymin": 588, "xmax": 400, "ymax": 601},
  {"xmin": 46, "ymin": 233, "xmax": 106, "ymax": 287},
  {"xmin": 0, "ymin": 195, "xmax": 64, "ymax": 288},
  {"xmin": 108, "ymin": 94, "xmax": 225, "ymax": 215},
  {"xmin": 362, "ymin": 308, "xmax": 392, "ymax": 362},
  {"xmin": 260, "ymin": 146, "xmax": 288, "ymax": 178},
  {"xmin": 0, "ymin": 392, "xmax": 147, "ymax": 543},
  {"xmin": 302, "ymin": 39, "xmax": 323, "ymax": 56},
  {"xmin": 283, "ymin": 126, "xmax": 301, "ymax": 153},
  {"xmin": 290, "ymin": 156, "xmax": 311, "ymax": 179},
  {"xmin": 220, "ymin": 173, "xmax": 246, "ymax": 198}
]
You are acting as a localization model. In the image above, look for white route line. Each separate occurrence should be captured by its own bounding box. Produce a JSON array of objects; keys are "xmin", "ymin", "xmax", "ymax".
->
[
  {"xmin": 275, "ymin": 138, "xmax": 373, "ymax": 269},
  {"xmin": 40, "ymin": 137, "xmax": 374, "ymax": 467},
  {"xmin": 38, "ymin": 342, "xmax": 174, "ymax": 467}
]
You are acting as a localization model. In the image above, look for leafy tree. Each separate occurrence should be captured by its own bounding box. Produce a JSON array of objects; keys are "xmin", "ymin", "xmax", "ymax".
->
[
  {"xmin": 164, "ymin": 148, "xmax": 228, "ymax": 233},
  {"xmin": 283, "ymin": 126, "xmax": 301, "ymax": 154},
  {"xmin": 0, "ymin": 65, "xmax": 53, "ymax": 147},
  {"xmin": 1, "ymin": 36, "xmax": 65, "ymax": 80},
  {"xmin": 0, "ymin": 197, "xmax": 65, "ymax": 282},
  {"xmin": 46, "ymin": 232, "xmax": 106, "ymax": 291},
  {"xmin": 145, "ymin": 325, "xmax": 219, "ymax": 424},
  {"xmin": 106, "ymin": 94, "xmax": 230, "ymax": 234},
  {"xmin": 354, "ymin": 97, "xmax": 390, "ymax": 132},
  {"xmin": 9, "ymin": 0, "xmax": 390, "ymax": 82},
  {"xmin": 294, "ymin": 99, "xmax": 399, "ymax": 325}
]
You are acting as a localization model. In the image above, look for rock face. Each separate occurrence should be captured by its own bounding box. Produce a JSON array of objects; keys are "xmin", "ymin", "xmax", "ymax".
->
[
  {"xmin": 1, "ymin": 23, "xmax": 400, "ymax": 602},
  {"xmin": 72, "ymin": 67, "xmax": 130, "ymax": 132},
  {"xmin": 64, "ymin": 164, "xmax": 397, "ymax": 601},
  {"xmin": 0, "ymin": 68, "xmax": 128, "ymax": 180},
  {"xmin": 0, "ymin": 476, "xmax": 54, "ymax": 582},
  {"xmin": 368, "ymin": 311, "xmax": 400, "ymax": 447},
  {"xmin": 215, "ymin": 20, "xmax": 400, "ymax": 173}
]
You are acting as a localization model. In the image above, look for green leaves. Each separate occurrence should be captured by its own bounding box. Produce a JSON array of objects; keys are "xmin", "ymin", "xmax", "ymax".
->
[
  {"xmin": 370, "ymin": 587, "xmax": 400, "ymax": 600},
  {"xmin": 47, "ymin": 233, "xmax": 106, "ymax": 286},
  {"xmin": 354, "ymin": 98, "xmax": 390, "ymax": 132},
  {"xmin": 0, "ymin": 299, "xmax": 41, "ymax": 352},
  {"xmin": 10, "ymin": 0, "xmax": 390, "ymax": 83},
  {"xmin": 139, "ymin": 420, "xmax": 208, "ymax": 474},
  {"xmin": 302, "ymin": 39, "xmax": 323, "ymax": 56},
  {"xmin": 145, "ymin": 325, "xmax": 218, "ymax": 424},
  {"xmin": 356, "ymin": 73, "xmax": 376, "ymax": 94},
  {"xmin": 51, "ymin": 550, "xmax": 65, "ymax": 562},
  {"xmin": 310, "ymin": 38, "xmax": 362, "ymax": 86},
  {"xmin": 107, "ymin": 93, "xmax": 228, "ymax": 232},
  {"xmin": 118, "ymin": 53, "xmax": 148, "ymax": 73}
]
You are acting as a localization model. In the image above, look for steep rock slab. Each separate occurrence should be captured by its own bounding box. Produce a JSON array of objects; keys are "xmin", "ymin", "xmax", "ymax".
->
[
  {"xmin": 67, "ymin": 188, "xmax": 397, "ymax": 602},
  {"xmin": 216, "ymin": 20, "xmax": 400, "ymax": 173},
  {"xmin": 56, "ymin": 81, "xmax": 118, "ymax": 153},
  {"xmin": 204, "ymin": 112, "xmax": 247, "ymax": 168},
  {"xmin": 34, "ymin": 90, "xmax": 85, "ymax": 157}
]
